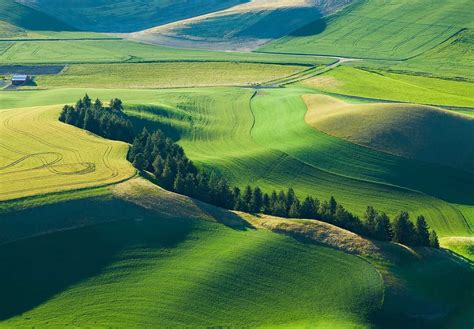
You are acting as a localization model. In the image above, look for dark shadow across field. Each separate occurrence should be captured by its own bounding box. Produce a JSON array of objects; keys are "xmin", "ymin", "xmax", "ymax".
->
[
  {"xmin": 0, "ymin": 65, "xmax": 65, "ymax": 75},
  {"xmin": 0, "ymin": 204, "xmax": 195, "ymax": 320}
]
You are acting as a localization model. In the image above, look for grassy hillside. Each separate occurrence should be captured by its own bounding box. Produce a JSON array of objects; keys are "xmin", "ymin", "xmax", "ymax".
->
[
  {"xmin": 36, "ymin": 62, "xmax": 307, "ymax": 89},
  {"xmin": 0, "ymin": 0, "xmax": 73, "ymax": 31},
  {"xmin": 0, "ymin": 105, "xmax": 135, "ymax": 201},
  {"xmin": 0, "ymin": 39, "xmax": 332, "ymax": 65},
  {"xmin": 129, "ymin": 0, "xmax": 352, "ymax": 51},
  {"xmin": 18, "ymin": 0, "xmax": 247, "ymax": 32},
  {"xmin": 261, "ymin": 0, "xmax": 474, "ymax": 60},
  {"xmin": 0, "ymin": 87, "xmax": 472, "ymax": 237},
  {"xmin": 0, "ymin": 181, "xmax": 383, "ymax": 328},
  {"xmin": 0, "ymin": 178, "xmax": 472, "ymax": 327},
  {"xmin": 383, "ymin": 29, "xmax": 474, "ymax": 80},
  {"xmin": 301, "ymin": 66, "xmax": 474, "ymax": 108},
  {"xmin": 304, "ymin": 94, "xmax": 474, "ymax": 172}
]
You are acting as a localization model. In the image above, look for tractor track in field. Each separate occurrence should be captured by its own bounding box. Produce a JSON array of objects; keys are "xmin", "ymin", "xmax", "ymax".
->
[{"xmin": 0, "ymin": 106, "xmax": 135, "ymax": 201}]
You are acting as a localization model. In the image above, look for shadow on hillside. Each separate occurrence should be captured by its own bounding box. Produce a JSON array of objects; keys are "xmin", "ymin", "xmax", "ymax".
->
[
  {"xmin": 191, "ymin": 198, "xmax": 255, "ymax": 231},
  {"xmin": 289, "ymin": 17, "xmax": 327, "ymax": 37},
  {"xmin": 0, "ymin": 197, "xmax": 194, "ymax": 321}
]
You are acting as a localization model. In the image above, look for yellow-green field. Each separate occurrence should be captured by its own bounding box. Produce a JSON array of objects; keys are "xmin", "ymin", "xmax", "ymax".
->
[
  {"xmin": 301, "ymin": 66, "xmax": 474, "ymax": 108},
  {"xmin": 36, "ymin": 62, "xmax": 307, "ymax": 89},
  {"xmin": 0, "ymin": 105, "xmax": 135, "ymax": 201}
]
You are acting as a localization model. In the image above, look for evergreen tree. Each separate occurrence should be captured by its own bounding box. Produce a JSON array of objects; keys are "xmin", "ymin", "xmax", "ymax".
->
[
  {"xmin": 416, "ymin": 215, "xmax": 430, "ymax": 246},
  {"xmin": 132, "ymin": 153, "xmax": 147, "ymax": 171},
  {"xmin": 272, "ymin": 200, "xmax": 287, "ymax": 217},
  {"xmin": 262, "ymin": 193, "xmax": 271, "ymax": 214},
  {"xmin": 109, "ymin": 98, "xmax": 123, "ymax": 111},
  {"xmin": 242, "ymin": 186, "xmax": 253, "ymax": 212},
  {"xmin": 374, "ymin": 212, "xmax": 393, "ymax": 241},
  {"xmin": 94, "ymin": 98, "xmax": 102, "ymax": 110},
  {"xmin": 232, "ymin": 187, "xmax": 242, "ymax": 210},
  {"xmin": 160, "ymin": 161, "xmax": 175, "ymax": 189},
  {"xmin": 173, "ymin": 171, "xmax": 186, "ymax": 193},
  {"xmin": 288, "ymin": 199, "xmax": 301, "ymax": 218},
  {"xmin": 83, "ymin": 94, "xmax": 92, "ymax": 108},
  {"xmin": 300, "ymin": 196, "xmax": 317, "ymax": 219},
  {"xmin": 286, "ymin": 188, "xmax": 296, "ymax": 211},
  {"xmin": 329, "ymin": 196, "xmax": 337, "ymax": 217},
  {"xmin": 250, "ymin": 187, "xmax": 263, "ymax": 213},
  {"xmin": 429, "ymin": 230, "xmax": 440, "ymax": 249},
  {"xmin": 393, "ymin": 212, "xmax": 416, "ymax": 246},
  {"xmin": 364, "ymin": 206, "xmax": 377, "ymax": 236},
  {"xmin": 269, "ymin": 191, "xmax": 278, "ymax": 213}
]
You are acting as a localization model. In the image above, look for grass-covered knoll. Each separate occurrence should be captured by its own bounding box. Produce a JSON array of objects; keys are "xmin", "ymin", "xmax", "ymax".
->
[
  {"xmin": 302, "ymin": 66, "xmax": 474, "ymax": 108},
  {"xmin": 0, "ymin": 87, "xmax": 472, "ymax": 236},
  {"xmin": 304, "ymin": 94, "xmax": 474, "ymax": 173},
  {"xmin": 0, "ymin": 39, "xmax": 332, "ymax": 65},
  {"xmin": 0, "ymin": 177, "xmax": 472, "ymax": 328},
  {"xmin": 119, "ymin": 88, "xmax": 473, "ymax": 237},
  {"xmin": 261, "ymin": 0, "xmax": 474, "ymax": 60},
  {"xmin": 441, "ymin": 237, "xmax": 474, "ymax": 261},
  {"xmin": 18, "ymin": 0, "xmax": 246, "ymax": 32},
  {"xmin": 36, "ymin": 62, "xmax": 306, "ymax": 89},
  {"xmin": 0, "ymin": 183, "xmax": 383, "ymax": 327},
  {"xmin": 131, "ymin": 0, "xmax": 351, "ymax": 51},
  {"xmin": 0, "ymin": 0, "xmax": 73, "ymax": 32},
  {"xmin": 0, "ymin": 105, "xmax": 135, "ymax": 201}
]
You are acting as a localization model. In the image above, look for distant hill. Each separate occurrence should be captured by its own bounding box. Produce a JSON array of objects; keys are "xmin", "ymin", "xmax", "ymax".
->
[
  {"xmin": 304, "ymin": 94, "xmax": 474, "ymax": 173},
  {"xmin": 0, "ymin": 0, "xmax": 73, "ymax": 32},
  {"xmin": 261, "ymin": 0, "xmax": 474, "ymax": 60},
  {"xmin": 126, "ymin": 0, "xmax": 352, "ymax": 51},
  {"xmin": 17, "ymin": 0, "xmax": 248, "ymax": 32}
]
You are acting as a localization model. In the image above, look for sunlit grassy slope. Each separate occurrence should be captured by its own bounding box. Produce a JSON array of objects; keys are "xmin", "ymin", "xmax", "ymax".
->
[
  {"xmin": 0, "ymin": 180, "xmax": 383, "ymax": 328},
  {"xmin": 302, "ymin": 66, "xmax": 474, "ymax": 108},
  {"xmin": 304, "ymin": 94, "xmax": 474, "ymax": 172},
  {"xmin": 0, "ymin": 87, "xmax": 472, "ymax": 237},
  {"xmin": 122, "ymin": 88, "xmax": 473, "ymax": 237},
  {"xmin": 0, "ymin": 0, "xmax": 73, "ymax": 32},
  {"xmin": 0, "ymin": 105, "xmax": 135, "ymax": 201},
  {"xmin": 0, "ymin": 39, "xmax": 331, "ymax": 65},
  {"xmin": 261, "ymin": 0, "xmax": 474, "ymax": 60},
  {"xmin": 386, "ymin": 29, "xmax": 474, "ymax": 80},
  {"xmin": 18, "ymin": 0, "xmax": 246, "ymax": 32},
  {"xmin": 0, "ymin": 178, "xmax": 472, "ymax": 328},
  {"xmin": 130, "ymin": 0, "xmax": 351, "ymax": 51},
  {"xmin": 36, "ymin": 62, "xmax": 307, "ymax": 89}
]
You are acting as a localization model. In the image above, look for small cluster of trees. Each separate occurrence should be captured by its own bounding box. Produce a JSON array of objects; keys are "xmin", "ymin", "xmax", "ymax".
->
[
  {"xmin": 59, "ymin": 94, "xmax": 134, "ymax": 142},
  {"xmin": 61, "ymin": 95, "xmax": 440, "ymax": 249}
]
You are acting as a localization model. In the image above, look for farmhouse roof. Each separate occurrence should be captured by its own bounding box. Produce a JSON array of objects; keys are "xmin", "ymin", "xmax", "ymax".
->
[{"xmin": 12, "ymin": 74, "xmax": 28, "ymax": 81}]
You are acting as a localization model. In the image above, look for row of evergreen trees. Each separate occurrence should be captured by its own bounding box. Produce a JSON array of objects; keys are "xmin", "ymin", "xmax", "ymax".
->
[
  {"xmin": 128, "ymin": 127, "xmax": 439, "ymax": 248},
  {"xmin": 61, "ymin": 95, "xmax": 440, "ymax": 249},
  {"xmin": 59, "ymin": 95, "xmax": 134, "ymax": 142}
]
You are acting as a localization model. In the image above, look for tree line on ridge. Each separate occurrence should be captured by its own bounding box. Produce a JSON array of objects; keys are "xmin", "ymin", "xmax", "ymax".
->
[{"xmin": 59, "ymin": 95, "xmax": 440, "ymax": 248}]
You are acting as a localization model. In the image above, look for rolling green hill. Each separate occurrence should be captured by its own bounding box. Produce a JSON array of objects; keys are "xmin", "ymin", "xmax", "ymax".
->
[
  {"xmin": 17, "ymin": 0, "xmax": 247, "ymax": 32},
  {"xmin": 304, "ymin": 94, "xmax": 474, "ymax": 172},
  {"xmin": 0, "ymin": 178, "xmax": 471, "ymax": 328},
  {"xmin": 0, "ymin": 179, "xmax": 384, "ymax": 328},
  {"xmin": 0, "ymin": 0, "xmax": 73, "ymax": 32},
  {"xmin": 261, "ymin": 0, "xmax": 474, "ymax": 60},
  {"xmin": 128, "ymin": 0, "xmax": 352, "ymax": 51},
  {"xmin": 1, "ymin": 87, "xmax": 472, "ymax": 237}
]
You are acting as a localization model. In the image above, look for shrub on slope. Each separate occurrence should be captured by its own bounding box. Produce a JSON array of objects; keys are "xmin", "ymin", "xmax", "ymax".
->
[{"xmin": 304, "ymin": 94, "xmax": 474, "ymax": 173}]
